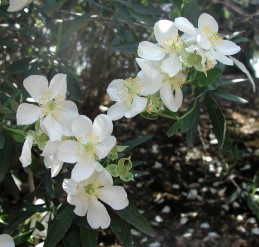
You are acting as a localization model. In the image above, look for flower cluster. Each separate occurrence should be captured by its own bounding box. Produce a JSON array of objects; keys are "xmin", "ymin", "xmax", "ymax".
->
[
  {"xmin": 107, "ymin": 13, "xmax": 255, "ymax": 119},
  {"xmin": 17, "ymin": 74, "xmax": 129, "ymax": 229}
]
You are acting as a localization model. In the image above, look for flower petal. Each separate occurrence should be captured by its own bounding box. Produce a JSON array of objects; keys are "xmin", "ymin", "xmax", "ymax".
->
[
  {"xmin": 96, "ymin": 136, "xmax": 116, "ymax": 159},
  {"xmin": 73, "ymin": 197, "xmax": 89, "ymax": 217},
  {"xmin": 161, "ymin": 54, "xmax": 182, "ymax": 77},
  {"xmin": 107, "ymin": 102, "xmax": 129, "ymax": 121},
  {"xmin": 51, "ymin": 156, "xmax": 63, "ymax": 177},
  {"xmin": 62, "ymin": 101, "xmax": 79, "ymax": 116},
  {"xmin": 174, "ymin": 17, "xmax": 196, "ymax": 36},
  {"xmin": 49, "ymin": 73, "xmax": 67, "ymax": 100},
  {"xmin": 42, "ymin": 140, "xmax": 60, "ymax": 157},
  {"xmin": 125, "ymin": 95, "xmax": 147, "ymax": 118},
  {"xmin": 230, "ymin": 56, "xmax": 256, "ymax": 92},
  {"xmin": 16, "ymin": 103, "xmax": 41, "ymax": 125},
  {"xmin": 87, "ymin": 199, "xmax": 110, "ymax": 229},
  {"xmin": 71, "ymin": 159, "xmax": 98, "ymax": 182},
  {"xmin": 57, "ymin": 140, "xmax": 80, "ymax": 163},
  {"xmin": 62, "ymin": 178, "xmax": 79, "ymax": 195},
  {"xmin": 174, "ymin": 87, "xmax": 183, "ymax": 109},
  {"xmin": 198, "ymin": 13, "xmax": 218, "ymax": 33},
  {"xmin": 154, "ymin": 20, "xmax": 178, "ymax": 44},
  {"xmin": 92, "ymin": 114, "xmax": 113, "ymax": 142},
  {"xmin": 19, "ymin": 135, "xmax": 34, "ymax": 167},
  {"xmin": 213, "ymin": 52, "xmax": 233, "ymax": 65},
  {"xmin": 71, "ymin": 115, "xmax": 92, "ymax": 139},
  {"xmin": 196, "ymin": 30, "xmax": 211, "ymax": 50},
  {"xmin": 23, "ymin": 75, "xmax": 49, "ymax": 102},
  {"xmin": 160, "ymin": 82, "xmax": 179, "ymax": 112},
  {"xmin": 216, "ymin": 40, "xmax": 240, "ymax": 55},
  {"xmin": 7, "ymin": 0, "xmax": 32, "ymax": 12},
  {"xmin": 138, "ymin": 41, "xmax": 165, "ymax": 61},
  {"xmin": 55, "ymin": 110, "xmax": 77, "ymax": 137},
  {"xmin": 97, "ymin": 170, "xmax": 113, "ymax": 186},
  {"xmin": 98, "ymin": 186, "xmax": 129, "ymax": 210},
  {"xmin": 41, "ymin": 115, "xmax": 63, "ymax": 141},
  {"xmin": 0, "ymin": 234, "xmax": 15, "ymax": 247},
  {"xmin": 107, "ymin": 79, "xmax": 125, "ymax": 102}
]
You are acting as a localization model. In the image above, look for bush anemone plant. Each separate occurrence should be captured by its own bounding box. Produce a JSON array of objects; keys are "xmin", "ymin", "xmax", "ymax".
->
[{"xmin": 0, "ymin": 0, "xmax": 256, "ymax": 246}]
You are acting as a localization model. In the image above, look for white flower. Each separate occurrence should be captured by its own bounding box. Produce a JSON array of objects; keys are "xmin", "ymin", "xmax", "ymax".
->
[
  {"xmin": 175, "ymin": 13, "xmax": 240, "ymax": 66},
  {"xmin": 30, "ymin": 199, "xmax": 51, "ymax": 239},
  {"xmin": 57, "ymin": 114, "xmax": 116, "ymax": 182},
  {"xmin": 42, "ymin": 140, "xmax": 64, "ymax": 177},
  {"xmin": 62, "ymin": 170, "xmax": 129, "ymax": 229},
  {"xmin": 0, "ymin": 234, "xmax": 15, "ymax": 247},
  {"xmin": 16, "ymin": 74, "xmax": 79, "ymax": 141},
  {"xmin": 107, "ymin": 58, "xmax": 162, "ymax": 120},
  {"xmin": 138, "ymin": 20, "xmax": 183, "ymax": 77},
  {"xmin": 19, "ymin": 134, "xmax": 34, "ymax": 167},
  {"xmin": 160, "ymin": 70, "xmax": 186, "ymax": 112},
  {"xmin": 7, "ymin": 0, "xmax": 33, "ymax": 12}
]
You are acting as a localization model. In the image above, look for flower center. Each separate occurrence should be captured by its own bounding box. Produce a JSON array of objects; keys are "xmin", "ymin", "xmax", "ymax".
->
[
  {"xmin": 201, "ymin": 26, "xmax": 223, "ymax": 46},
  {"xmin": 84, "ymin": 183, "xmax": 96, "ymax": 195},
  {"xmin": 119, "ymin": 77, "xmax": 142, "ymax": 107},
  {"xmin": 161, "ymin": 34, "xmax": 183, "ymax": 55},
  {"xmin": 164, "ymin": 71, "xmax": 186, "ymax": 91},
  {"xmin": 76, "ymin": 133, "xmax": 100, "ymax": 158}
]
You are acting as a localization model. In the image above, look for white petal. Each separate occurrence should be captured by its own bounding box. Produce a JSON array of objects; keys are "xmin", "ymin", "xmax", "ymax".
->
[
  {"xmin": 92, "ymin": 114, "xmax": 113, "ymax": 142},
  {"xmin": 7, "ymin": 0, "xmax": 32, "ymax": 12},
  {"xmin": 55, "ymin": 111, "xmax": 77, "ymax": 136},
  {"xmin": 98, "ymin": 186, "xmax": 129, "ymax": 210},
  {"xmin": 138, "ymin": 41, "xmax": 165, "ymax": 61},
  {"xmin": 230, "ymin": 56, "xmax": 256, "ymax": 92},
  {"xmin": 62, "ymin": 178, "xmax": 79, "ymax": 195},
  {"xmin": 154, "ymin": 20, "xmax": 178, "ymax": 44},
  {"xmin": 44, "ymin": 156, "xmax": 53, "ymax": 169},
  {"xmin": 71, "ymin": 159, "xmax": 98, "ymax": 182},
  {"xmin": 197, "ymin": 30, "xmax": 211, "ymax": 50},
  {"xmin": 19, "ymin": 135, "xmax": 33, "ymax": 167},
  {"xmin": 0, "ymin": 234, "xmax": 15, "ymax": 247},
  {"xmin": 73, "ymin": 199, "xmax": 89, "ymax": 217},
  {"xmin": 198, "ymin": 13, "xmax": 218, "ymax": 33},
  {"xmin": 174, "ymin": 87, "xmax": 183, "ymax": 109},
  {"xmin": 49, "ymin": 73, "xmax": 67, "ymax": 100},
  {"xmin": 139, "ymin": 72, "xmax": 162, "ymax": 96},
  {"xmin": 71, "ymin": 115, "xmax": 92, "ymax": 139},
  {"xmin": 97, "ymin": 170, "xmax": 113, "ymax": 186},
  {"xmin": 57, "ymin": 140, "xmax": 80, "ymax": 163},
  {"xmin": 87, "ymin": 199, "xmax": 110, "ymax": 229},
  {"xmin": 107, "ymin": 79, "xmax": 125, "ymax": 102},
  {"xmin": 41, "ymin": 115, "xmax": 63, "ymax": 141},
  {"xmin": 161, "ymin": 54, "xmax": 182, "ymax": 77},
  {"xmin": 62, "ymin": 101, "xmax": 79, "ymax": 116},
  {"xmin": 160, "ymin": 82, "xmax": 179, "ymax": 112},
  {"xmin": 174, "ymin": 17, "xmax": 196, "ymax": 36},
  {"xmin": 96, "ymin": 136, "xmax": 116, "ymax": 160},
  {"xmin": 16, "ymin": 103, "xmax": 41, "ymax": 125},
  {"xmin": 107, "ymin": 102, "xmax": 129, "ymax": 121},
  {"xmin": 214, "ymin": 52, "xmax": 233, "ymax": 65},
  {"xmin": 23, "ymin": 75, "xmax": 48, "ymax": 102},
  {"xmin": 51, "ymin": 156, "xmax": 63, "ymax": 177},
  {"xmin": 42, "ymin": 140, "xmax": 60, "ymax": 157},
  {"xmin": 216, "ymin": 40, "xmax": 240, "ymax": 55},
  {"xmin": 125, "ymin": 95, "xmax": 147, "ymax": 118}
]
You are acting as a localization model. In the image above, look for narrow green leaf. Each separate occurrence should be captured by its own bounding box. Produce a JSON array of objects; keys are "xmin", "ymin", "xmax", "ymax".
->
[
  {"xmin": 114, "ymin": 202, "xmax": 155, "ymax": 236},
  {"xmin": 186, "ymin": 103, "xmax": 200, "ymax": 147},
  {"xmin": 219, "ymin": 78, "xmax": 248, "ymax": 87},
  {"xmin": 112, "ymin": 42, "xmax": 138, "ymax": 52},
  {"xmin": 213, "ymin": 92, "xmax": 248, "ymax": 104},
  {"xmin": 193, "ymin": 67, "xmax": 222, "ymax": 87},
  {"xmin": 0, "ymin": 133, "xmax": 12, "ymax": 182},
  {"xmin": 44, "ymin": 205, "xmax": 75, "ymax": 247},
  {"xmin": 123, "ymin": 135, "xmax": 153, "ymax": 152},
  {"xmin": 180, "ymin": 101, "xmax": 198, "ymax": 133},
  {"xmin": 14, "ymin": 229, "xmax": 34, "ymax": 245},
  {"xmin": 80, "ymin": 227, "xmax": 99, "ymax": 247},
  {"xmin": 166, "ymin": 119, "xmax": 183, "ymax": 137},
  {"xmin": 205, "ymin": 93, "xmax": 226, "ymax": 149},
  {"xmin": 246, "ymin": 194, "xmax": 259, "ymax": 221},
  {"xmin": 109, "ymin": 209, "xmax": 133, "ymax": 247}
]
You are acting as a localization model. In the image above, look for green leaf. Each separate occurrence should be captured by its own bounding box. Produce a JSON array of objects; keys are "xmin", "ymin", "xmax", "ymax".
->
[
  {"xmin": 140, "ymin": 111, "xmax": 159, "ymax": 120},
  {"xmin": 80, "ymin": 228, "xmax": 99, "ymax": 247},
  {"xmin": 219, "ymin": 78, "xmax": 248, "ymax": 87},
  {"xmin": 180, "ymin": 100, "xmax": 198, "ymax": 133},
  {"xmin": 246, "ymin": 194, "xmax": 259, "ymax": 221},
  {"xmin": 112, "ymin": 42, "xmax": 138, "ymax": 52},
  {"xmin": 193, "ymin": 67, "xmax": 222, "ymax": 87},
  {"xmin": 213, "ymin": 92, "xmax": 248, "ymax": 104},
  {"xmin": 114, "ymin": 202, "xmax": 155, "ymax": 236},
  {"xmin": 205, "ymin": 93, "xmax": 226, "ymax": 149},
  {"xmin": 44, "ymin": 205, "xmax": 75, "ymax": 247},
  {"xmin": 180, "ymin": 0, "xmax": 201, "ymax": 25},
  {"xmin": 109, "ymin": 209, "xmax": 133, "ymax": 247},
  {"xmin": 186, "ymin": 103, "xmax": 200, "ymax": 147},
  {"xmin": 123, "ymin": 135, "xmax": 153, "ymax": 152},
  {"xmin": 166, "ymin": 119, "xmax": 183, "ymax": 137},
  {"xmin": 14, "ymin": 229, "xmax": 34, "ymax": 245}
]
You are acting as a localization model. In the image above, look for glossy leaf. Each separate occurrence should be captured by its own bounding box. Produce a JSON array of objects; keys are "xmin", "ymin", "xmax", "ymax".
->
[
  {"xmin": 186, "ymin": 103, "xmax": 200, "ymax": 147},
  {"xmin": 123, "ymin": 135, "xmax": 153, "ymax": 152},
  {"xmin": 80, "ymin": 228, "xmax": 99, "ymax": 247},
  {"xmin": 166, "ymin": 119, "xmax": 183, "ymax": 137},
  {"xmin": 193, "ymin": 67, "xmax": 222, "ymax": 88},
  {"xmin": 213, "ymin": 92, "xmax": 248, "ymax": 104}
]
